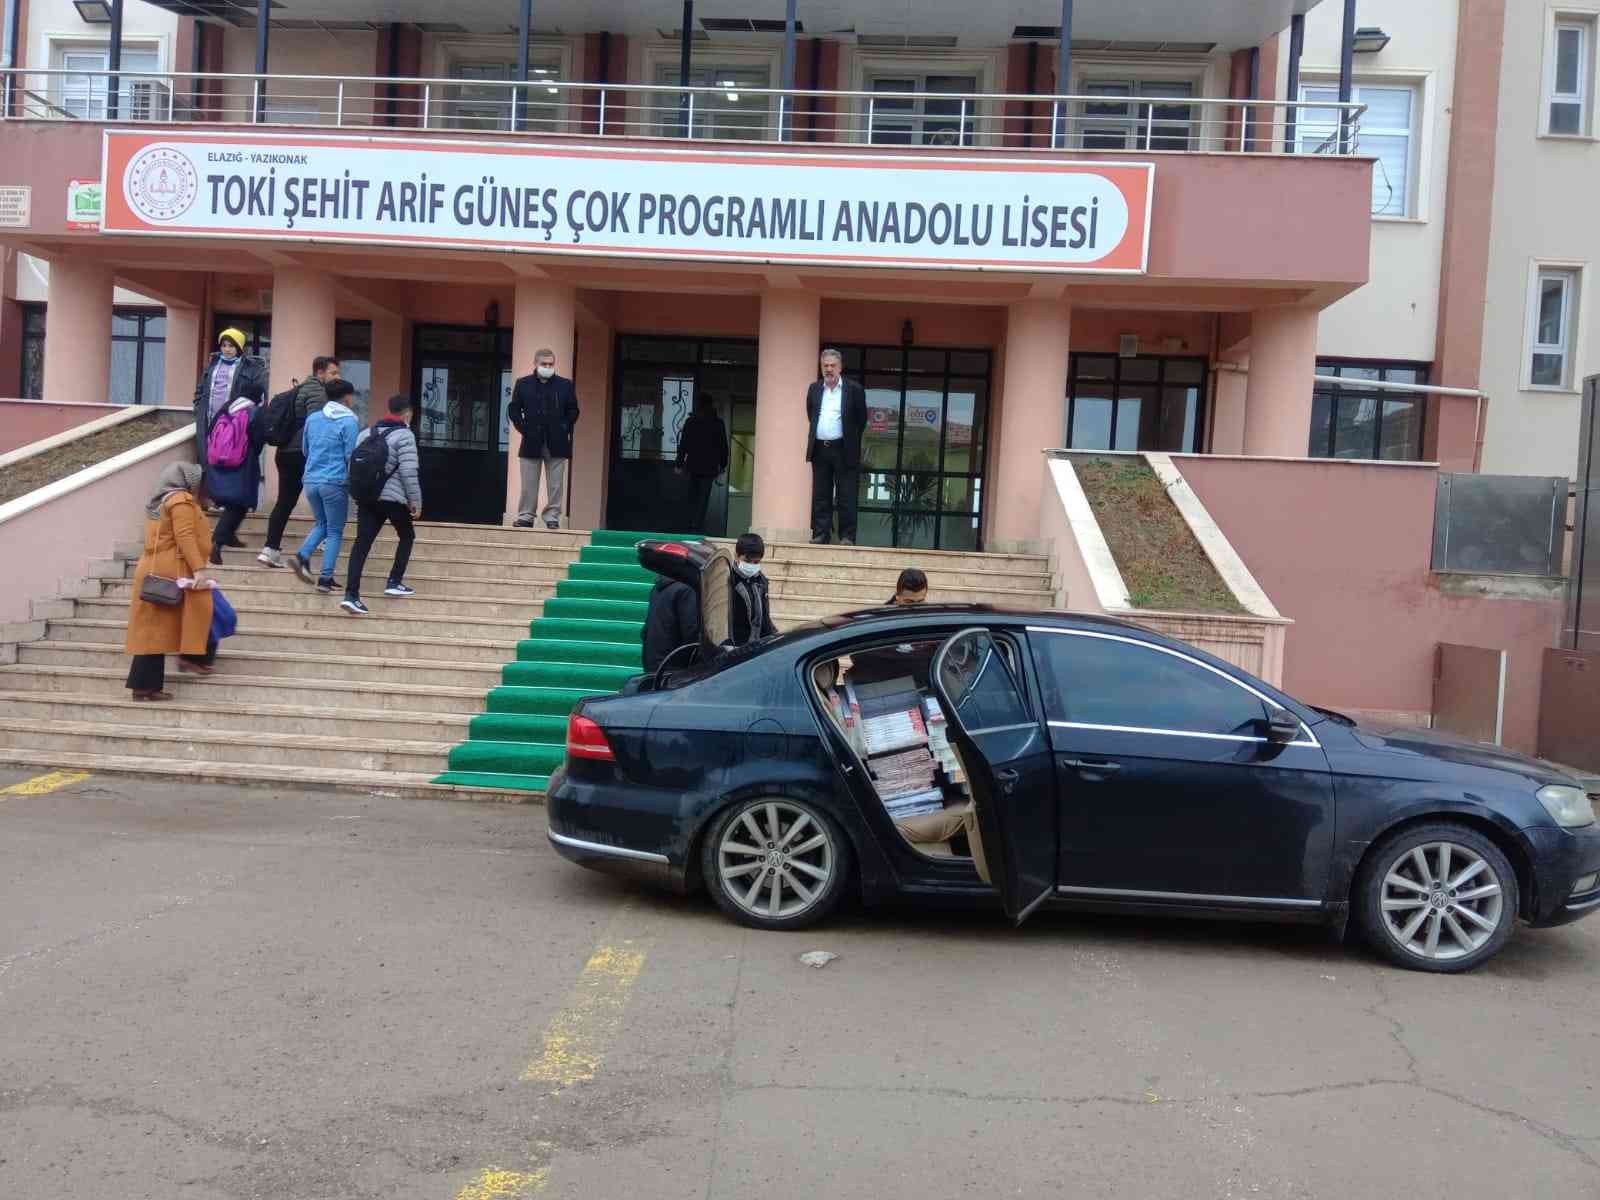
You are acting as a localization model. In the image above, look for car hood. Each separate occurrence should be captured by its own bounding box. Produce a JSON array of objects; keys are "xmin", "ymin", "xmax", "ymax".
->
[{"xmin": 1350, "ymin": 724, "xmax": 1582, "ymax": 789}]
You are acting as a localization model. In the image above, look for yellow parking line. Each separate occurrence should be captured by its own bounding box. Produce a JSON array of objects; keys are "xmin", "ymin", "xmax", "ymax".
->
[
  {"xmin": 0, "ymin": 770, "xmax": 92, "ymax": 797},
  {"xmin": 453, "ymin": 1167, "xmax": 548, "ymax": 1200},
  {"xmin": 520, "ymin": 939, "xmax": 646, "ymax": 1088}
]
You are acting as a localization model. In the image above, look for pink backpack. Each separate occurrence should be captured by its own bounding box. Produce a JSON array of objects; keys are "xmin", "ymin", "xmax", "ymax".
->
[{"xmin": 207, "ymin": 404, "xmax": 252, "ymax": 469}]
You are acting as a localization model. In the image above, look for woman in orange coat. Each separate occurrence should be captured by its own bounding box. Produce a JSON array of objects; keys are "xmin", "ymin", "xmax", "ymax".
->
[{"xmin": 125, "ymin": 463, "xmax": 217, "ymax": 700}]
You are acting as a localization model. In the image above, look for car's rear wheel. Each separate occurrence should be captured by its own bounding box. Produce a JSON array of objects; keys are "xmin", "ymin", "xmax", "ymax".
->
[
  {"xmin": 1356, "ymin": 822, "xmax": 1518, "ymax": 973},
  {"xmin": 702, "ymin": 797, "xmax": 849, "ymax": 930}
]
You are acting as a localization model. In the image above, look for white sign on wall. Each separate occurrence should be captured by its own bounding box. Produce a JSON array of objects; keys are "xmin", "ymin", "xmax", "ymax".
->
[
  {"xmin": 102, "ymin": 130, "xmax": 1153, "ymax": 274},
  {"xmin": 0, "ymin": 185, "xmax": 30, "ymax": 228}
]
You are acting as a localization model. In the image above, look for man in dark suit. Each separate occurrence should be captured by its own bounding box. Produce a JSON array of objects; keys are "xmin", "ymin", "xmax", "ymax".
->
[
  {"xmin": 805, "ymin": 347, "xmax": 869, "ymax": 545},
  {"xmin": 508, "ymin": 346, "xmax": 580, "ymax": 529},
  {"xmin": 676, "ymin": 393, "xmax": 729, "ymax": 533}
]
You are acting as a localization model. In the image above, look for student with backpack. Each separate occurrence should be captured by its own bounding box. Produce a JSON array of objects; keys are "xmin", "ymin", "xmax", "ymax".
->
[
  {"xmin": 290, "ymin": 378, "xmax": 359, "ymax": 593},
  {"xmin": 258, "ymin": 355, "xmax": 341, "ymax": 568},
  {"xmin": 341, "ymin": 394, "xmax": 423, "ymax": 616},
  {"xmin": 203, "ymin": 391, "xmax": 264, "ymax": 565}
]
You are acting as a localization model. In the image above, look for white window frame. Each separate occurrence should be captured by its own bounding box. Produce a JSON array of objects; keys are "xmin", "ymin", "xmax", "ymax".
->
[
  {"xmin": 639, "ymin": 43, "xmax": 780, "ymax": 140},
  {"xmin": 1071, "ymin": 57, "xmax": 1215, "ymax": 149},
  {"xmin": 430, "ymin": 36, "xmax": 574, "ymax": 132},
  {"xmin": 1543, "ymin": 11, "xmax": 1597, "ymax": 137},
  {"xmin": 1524, "ymin": 262, "xmax": 1585, "ymax": 392},
  {"xmin": 1298, "ymin": 74, "xmax": 1426, "ymax": 221},
  {"xmin": 846, "ymin": 48, "xmax": 1003, "ymax": 146},
  {"xmin": 47, "ymin": 36, "xmax": 168, "ymax": 121}
]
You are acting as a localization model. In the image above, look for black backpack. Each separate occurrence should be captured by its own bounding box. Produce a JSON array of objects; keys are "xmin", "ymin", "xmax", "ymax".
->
[
  {"xmin": 259, "ymin": 385, "xmax": 301, "ymax": 447},
  {"xmin": 348, "ymin": 424, "xmax": 399, "ymax": 505}
]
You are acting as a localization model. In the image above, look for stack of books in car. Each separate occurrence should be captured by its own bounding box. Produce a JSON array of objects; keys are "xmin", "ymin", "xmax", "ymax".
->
[{"xmin": 923, "ymin": 695, "xmax": 966, "ymax": 787}]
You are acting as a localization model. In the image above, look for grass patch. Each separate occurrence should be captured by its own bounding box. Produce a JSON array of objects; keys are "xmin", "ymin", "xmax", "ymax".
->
[
  {"xmin": 0, "ymin": 410, "xmax": 191, "ymax": 506},
  {"xmin": 1072, "ymin": 456, "xmax": 1245, "ymax": 614}
]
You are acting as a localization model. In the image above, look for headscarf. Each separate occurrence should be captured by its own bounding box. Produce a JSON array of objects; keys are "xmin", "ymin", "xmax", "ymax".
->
[{"xmin": 146, "ymin": 462, "xmax": 203, "ymax": 520}]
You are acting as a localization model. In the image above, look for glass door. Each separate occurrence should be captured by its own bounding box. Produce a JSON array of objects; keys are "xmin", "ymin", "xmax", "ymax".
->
[
  {"xmin": 834, "ymin": 345, "xmax": 991, "ymax": 551},
  {"xmin": 607, "ymin": 337, "xmax": 758, "ymax": 536},
  {"xmin": 411, "ymin": 325, "xmax": 512, "ymax": 524}
]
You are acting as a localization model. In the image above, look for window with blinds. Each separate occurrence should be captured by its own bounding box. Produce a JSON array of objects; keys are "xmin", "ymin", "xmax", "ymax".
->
[{"xmin": 1299, "ymin": 82, "xmax": 1417, "ymax": 217}]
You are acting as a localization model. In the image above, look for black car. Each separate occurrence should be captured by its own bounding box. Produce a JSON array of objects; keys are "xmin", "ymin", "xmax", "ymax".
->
[{"xmin": 548, "ymin": 581, "xmax": 1600, "ymax": 973}]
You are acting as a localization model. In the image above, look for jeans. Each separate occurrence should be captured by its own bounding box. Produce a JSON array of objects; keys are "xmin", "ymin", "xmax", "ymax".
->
[
  {"xmin": 345, "ymin": 501, "xmax": 415, "ymax": 600},
  {"xmin": 264, "ymin": 449, "xmax": 305, "ymax": 551},
  {"xmin": 212, "ymin": 505, "xmax": 248, "ymax": 557},
  {"xmin": 297, "ymin": 481, "xmax": 349, "ymax": 580}
]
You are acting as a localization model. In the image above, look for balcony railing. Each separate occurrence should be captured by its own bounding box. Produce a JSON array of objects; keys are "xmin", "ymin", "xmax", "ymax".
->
[{"xmin": 0, "ymin": 69, "xmax": 1366, "ymax": 156}]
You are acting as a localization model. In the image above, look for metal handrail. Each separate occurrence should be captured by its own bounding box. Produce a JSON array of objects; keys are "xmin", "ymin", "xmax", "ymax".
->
[{"xmin": 0, "ymin": 67, "xmax": 1366, "ymax": 155}]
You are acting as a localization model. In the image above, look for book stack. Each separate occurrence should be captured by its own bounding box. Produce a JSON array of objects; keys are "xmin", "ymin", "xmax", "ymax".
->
[{"xmin": 923, "ymin": 695, "xmax": 966, "ymax": 787}]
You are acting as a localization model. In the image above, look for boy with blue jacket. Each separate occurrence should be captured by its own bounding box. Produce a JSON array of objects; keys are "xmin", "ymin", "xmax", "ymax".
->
[{"xmin": 291, "ymin": 379, "xmax": 360, "ymax": 593}]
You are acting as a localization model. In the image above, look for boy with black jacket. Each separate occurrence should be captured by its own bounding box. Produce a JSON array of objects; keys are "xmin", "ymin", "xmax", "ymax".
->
[{"xmin": 729, "ymin": 532, "xmax": 778, "ymax": 646}]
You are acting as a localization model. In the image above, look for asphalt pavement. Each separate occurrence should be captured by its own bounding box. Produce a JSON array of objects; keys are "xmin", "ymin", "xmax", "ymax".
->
[{"xmin": 3, "ymin": 768, "xmax": 1599, "ymax": 1199}]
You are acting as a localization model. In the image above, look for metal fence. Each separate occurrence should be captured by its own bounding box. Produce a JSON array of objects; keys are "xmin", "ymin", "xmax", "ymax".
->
[
  {"xmin": 0, "ymin": 68, "xmax": 1365, "ymax": 155},
  {"xmin": 1431, "ymin": 473, "xmax": 1568, "ymax": 578}
]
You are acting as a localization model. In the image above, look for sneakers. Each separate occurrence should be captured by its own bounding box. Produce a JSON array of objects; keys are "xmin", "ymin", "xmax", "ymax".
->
[
  {"xmin": 383, "ymin": 583, "xmax": 416, "ymax": 597},
  {"xmin": 317, "ymin": 577, "xmax": 340, "ymax": 594},
  {"xmin": 257, "ymin": 547, "xmax": 285, "ymax": 568},
  {"xmin": 545, "ymin": 520, "xmax": 560, "ymax": 530},
  {"xmin": 341, "ymin": 597, "xmax": 369, "ymax": 615},
  {"xmin": 513, "ymin": 517, "xmax": 535, "ymax": 529},
  {"xmin": 290, "ymin": 554, "xmax": 316, "ymax": 585}
]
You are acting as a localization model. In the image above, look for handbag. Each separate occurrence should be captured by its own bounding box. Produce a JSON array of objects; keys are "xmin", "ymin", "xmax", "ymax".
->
[{"xmin": 138, "ymin": 574, "xmax": 183, "ymax": 607}]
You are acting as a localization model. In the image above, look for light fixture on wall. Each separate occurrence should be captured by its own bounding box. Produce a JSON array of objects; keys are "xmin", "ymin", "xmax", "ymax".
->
[
  {"xmin": 73, "ymin": 0, "xmax": 112, "ymax": 22},
  {"xmin": 901, "ymin": 319, "xmax": 914, "ymax": 347},
  {"xmin": 1352, "ymin": 27, "xmax": 1391, "ymax": 53}
]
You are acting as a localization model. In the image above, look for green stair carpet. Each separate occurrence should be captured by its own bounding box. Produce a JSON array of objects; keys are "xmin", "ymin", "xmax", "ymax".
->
[{"xmin": 432, "ymin": 529, "xmax": 701, "ymax": 794}]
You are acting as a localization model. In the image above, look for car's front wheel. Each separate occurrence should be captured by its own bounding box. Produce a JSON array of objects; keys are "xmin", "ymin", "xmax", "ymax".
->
[
  {"xmin": 702, "ymin": 797, "xmax": 850, "ymax": 930},
  {"xmin": 1356, "ymin": 822, "xmax": 1519, "ymax": 973}
]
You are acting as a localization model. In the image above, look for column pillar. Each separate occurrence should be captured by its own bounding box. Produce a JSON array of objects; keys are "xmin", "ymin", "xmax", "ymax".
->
[
  {"xmin": 990, "ymin": 299, "xmax": 1070, "ymax": 551},
  {"xmin": 41, "ymin": 257, "xmax": 113, "ymax": 405},
  {"xmin": 507, "ymin": 279, "xmax": 576, "ymax": 525},
  {"xmin": 568, "ymin": 320, "xmax": 612, "ymax": 531},
  {"xmin": 267, "ymin": 266, "xmax": 337, "ymax": 505},
  {"xmin": 1242, "ymin": 306, "xmax": 1319, "ymax": 457},
  {"xmin": 163, "ymin": 304, "xmax": 202, "ymax": 409},
  {"xmin": 751, "ymin": 289, "xmax": 820, "ymax": 543},
  {"xmin": 367, "ymin": 312, "xmax": 404, "ymax": 421}
]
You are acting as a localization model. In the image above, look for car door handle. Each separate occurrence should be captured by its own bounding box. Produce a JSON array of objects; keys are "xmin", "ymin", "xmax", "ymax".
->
[
  {"xmin": 995, "ymin": 767, "xmax": 1020, "ymax": 793},
  {"xmin": 1062, "ymin": 758, "xmax": 1122, "ymax": 776}
]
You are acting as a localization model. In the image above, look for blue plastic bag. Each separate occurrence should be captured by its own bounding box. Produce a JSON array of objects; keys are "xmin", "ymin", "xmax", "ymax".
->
[{"xmin": 209, "ymin": 588, "xmax": 237, "ymax": 641}]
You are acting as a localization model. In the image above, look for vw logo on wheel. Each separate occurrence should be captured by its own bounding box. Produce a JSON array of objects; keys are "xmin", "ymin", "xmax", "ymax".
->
[{"xmin": 124, "ymin": 146, "xmax": 198, "ymax": 223}]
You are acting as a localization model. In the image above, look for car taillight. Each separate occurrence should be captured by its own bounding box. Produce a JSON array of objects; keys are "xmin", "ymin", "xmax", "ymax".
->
[{"xmin": 566, "ymin": 713, "xmax": 615, "ymax": 762}]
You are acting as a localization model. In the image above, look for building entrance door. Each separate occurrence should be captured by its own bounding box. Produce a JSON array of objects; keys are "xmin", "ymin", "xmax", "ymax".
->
[
  {"xmin": 411, "ymin": 325, "xmax": 513, "ymax": 524},
  {"xmin": 606, "ymin": 336, "xmax": 757, "ymax": 535},
  {"xmin": 834, "ymin": 344, "xmax": 992, "ymax": 550}
]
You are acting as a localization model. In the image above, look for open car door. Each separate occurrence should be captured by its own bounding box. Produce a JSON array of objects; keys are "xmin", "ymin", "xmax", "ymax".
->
[{"xmin": 929, "ymin": 628, "xmax": 1057, "ymax": 924}]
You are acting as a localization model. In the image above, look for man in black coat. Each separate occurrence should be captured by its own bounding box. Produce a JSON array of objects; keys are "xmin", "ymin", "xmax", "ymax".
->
[
  {"xmin": 641, "ymin": 576, "xmax": 700, "ymax": 675},
  {"xmin": 805, "ymin": 347, "xmax": 869, "ymax": 545},
  {"xmin": 507, "ymin": 346, "xmax": 580, "ymax": 529},
  {"xmin": 676, "ymin": 394, "xmax": 729, "ymax": 533}
]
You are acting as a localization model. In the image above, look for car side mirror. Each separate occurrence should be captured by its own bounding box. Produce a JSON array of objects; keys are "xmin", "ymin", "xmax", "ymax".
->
[{"xmin": 1264, "ymin": 708, "xmax": 1301, "ymax": 744}]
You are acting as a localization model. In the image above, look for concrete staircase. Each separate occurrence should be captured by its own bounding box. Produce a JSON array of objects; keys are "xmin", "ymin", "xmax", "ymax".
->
[{"xmin": 0, "ymin": 514, "xmax": 1055, "ymax": 798}]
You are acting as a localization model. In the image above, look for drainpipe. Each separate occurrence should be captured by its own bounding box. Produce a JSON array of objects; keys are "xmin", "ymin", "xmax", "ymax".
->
[
  {"xmin": 779, "ymin": 0, "xmax": 796, "ymax": 140},
  {"xmin": 190, "ymin": 18, "xmax": 204, "ymax": 116},
  {"xmin": 1054, "ymin": 0, "xmax": 1073, "ymax": 148},
  {"xmin": 597, "ymin": 30, "xmax": 610, "ymax": 134},
  {"xmin": 383, "ymin": 23, "xmax": 400, "ymax": 126},
  {"xmin": 805, "ymin": 36, "xmax": 820, "ymax": 142},
  {"xmin": 0, "ymin": 0, "xmax": 17, "ymax": 117},
  {"xmin": 106, "ymin": 0, "xmax": 123, "ymax": 120},
  {"xmin": 254, "ymin": 0, "xmax": 269, "ymax": 122},
  {"xmin": 514, "ymin": 0, "xmax": 532, "ymax": 131},
  {"xmin": 1245, "ymin": 45, "xmax": 1259, "ymax": 152},
  {"xmin": 1284, "ymin": 12, "xmax": 1305, "ymax": 151},
  {"xmin": 1024, "ymin": 39, "xmax": 1038, "ymax": 149},
  {"xmin": 1337, "ymin": 0, "xmax": 1356, "ymax": 153},
  {"xmin": 678, "ymin": 0, "xmax": 694, "ymax": 138}
]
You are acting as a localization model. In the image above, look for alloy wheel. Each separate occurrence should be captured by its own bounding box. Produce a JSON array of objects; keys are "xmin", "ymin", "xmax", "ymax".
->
[
  {"xmin": 1379, "ymin": 840, "xmax": 1505, "ymax": 962},
  {"xmin": 716, "ymin": 801, "xmax": 836, "ymax": 921}
]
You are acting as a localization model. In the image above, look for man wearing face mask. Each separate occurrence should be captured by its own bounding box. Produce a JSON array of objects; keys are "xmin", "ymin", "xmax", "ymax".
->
[
  {"xmin": 729, "ymin": 532, "xmax": 778, "ymax": 646},
  {"xmin": 192, "ymin": 328, "xmax": 266, "ymax": 527},
  {"xmin": 508, "ymin": 347, "xmax": 580, "ymax": 529}
]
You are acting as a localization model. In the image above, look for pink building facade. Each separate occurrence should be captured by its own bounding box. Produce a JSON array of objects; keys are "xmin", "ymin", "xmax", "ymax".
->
[{"xmin": 0, "ymin": 0, "xmax": 1382, "ymax": 552}]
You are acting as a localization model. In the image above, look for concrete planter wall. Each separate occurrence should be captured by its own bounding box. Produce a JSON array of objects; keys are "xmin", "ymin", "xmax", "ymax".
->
[
  {"xmin": 0, "ymin": 423, "xmax": 198, "ymax": 625},
  {"xmin": 1041, "ymin": 449, "xmax": 1292, "ymax": 687}
]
